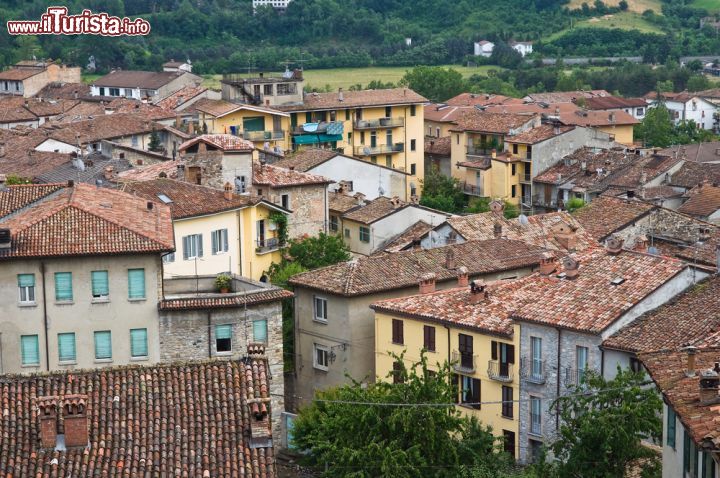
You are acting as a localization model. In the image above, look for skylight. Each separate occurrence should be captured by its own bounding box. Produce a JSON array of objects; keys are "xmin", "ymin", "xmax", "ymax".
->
[{"xmin": 157, "ymin": 193, "xmax": 172, "ymax": 204}]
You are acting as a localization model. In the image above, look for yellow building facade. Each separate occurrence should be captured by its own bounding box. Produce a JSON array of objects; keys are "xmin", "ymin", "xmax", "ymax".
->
[
  {"xmin": 197, "ymin": 103, "xmax": 292, "ymax": 152},
  {"xmin": 597, "ymin": 124, "xmax": 634, "ymax": 145},
  {"xmin": 374, "ymin": 310, "xmax": 520, "ymax": 456}
]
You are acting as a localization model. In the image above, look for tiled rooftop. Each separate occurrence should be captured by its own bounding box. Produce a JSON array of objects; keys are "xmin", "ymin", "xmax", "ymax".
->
[
  {"xmin": 342, "ymin": 196, "xmax": 411, "ymax": 224},
  {"xmin": 678, "ymin": 183, "xmax": 720, "ymax": 218},
  {"xmin": 524, "ymin": 90, "xmax": 612, "ymax": 104},
  {"xmin": 425, "ymin": 136, "xmax": 451, "ymax": 156},
  {"xmin": 40, "ymin": 114, "xmax": 161, "ymax": 146},
  {"xmin": 582, "ymin": 96, "xmax": 647, "ymax": 110},
  {"xmin": 156, "ymin": 85, "xmax": 208, "ymax": 110},
  {"xmin": 449, "ymin": 110, "xmax": 537, "ymax": 134},
  {"xmin": 328, "ymin": 191, "xmax": 362, "ymax": 214},
  {"xmin": 445, "ymin": 93, "xmax": 523, "ymax": 107},
  {"xmin": 273, "ymin": 148, "xmax": 337, "ymax": 172},
  {"xmin": 424, "ymin": 104, "xmax": 474, "ymax": 123},
  {"xmin": 505, "ymin": 124, "xmax": 575, "ymax": 144},
  {"xmin": 160, "ymin": 287, "xmax": 294, "ymax": 310},
  {"xmin": 276, "ymin": 88, "xmax": 427, "ymax": 112},
  {"xmin": 0, "ymin": 357, "xmax": 277, "ymax": 477},
  {"xmin": 381, "ymin": 220, "xmax": 434, "ymax": 253},
  {"xmin": 0, "ymin": 183, "xmax": 174, "ymax": 259},
  {"xmin": 288, "ymin": 238, "xmax": 548, "ymax": 296},
  {"xmin": 93, "ymin": 70, "xmax": 192, "ymax": 89},
  {"xmin": 0, "ymin": 183, "xmax": 67, "ymax": 218},
  {"xmin": 116, "ymin": 160, "xmax": 179, "ymax": 182},
  {"xmin": 34, "ymin": 82, "xmax": 91, "ymax": 100},
  {"xmin": 671, "ymin": 162, "xmax": 720, "ymax": 189},
  {"xmin": 0, "ymin": 66, "xmax": 44, "ymax": 81},
  {"xmin": 604, "ymin": 277, "xmax": 720, "ymax": 353},
  {"xmin": 572, "ymin": 196, "xmax": 655, "ymax": 240},
  {"xmin": 253, "ymin": 162, "xmax": 330, "ymax": 188},
  {"xmin": 35, "ymin": 153, "xmax": 132, "ymax": 186},
  {"xmin": 661, "ymin": 142, "xmax": 720, "ymax": 164},
  {"xmin": 179, "ymin": 134, "xmax": 255, "ymax": 153}
]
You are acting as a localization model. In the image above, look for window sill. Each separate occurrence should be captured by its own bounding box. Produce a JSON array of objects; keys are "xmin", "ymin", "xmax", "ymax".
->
[
  {"xmin": 215, "ymin": 351, "xmax": 233, "ymax": 356},
  {"xmin": 459, "ymin": 404, "xmax": 481, "ymax": 411},
  {"xmin": 58, "ymin": 361, "xmax": 77, "ymax": 366},
  {"xmin": 313, "ymin": 318, "xmax": 328, "ymax": 325},
  {"xmin": 391, "ymin": 342, "xmax": 404, "ymax": 346},
  {"xmin": 313, "ymin": 366, "xmax": 329, "ymax": 372},
  {"xmin": 130, "ymin": 356, "xmax": 149, "ymax": 362},
  {"xmin": 94, "ymin": 358, "xmax": 113, "ymax": 364},
  {"xmin": 18, "ymin": 302, "xmax": 37, "ymax": 308},
  {"xmin": 54, "ymin": 301, "xmax": 74, "ymax": 306},
  {"xmin": 529, "ymin": 431, "xmax": 543, "ymax": 438},
  {"xmin": 21, "ymin": 363, "xmax": 40, "ymax": 368},
  {"xmin": 91, "ymin": 297, "xmax": 110, "ymax": 304},
  {"xmin": 128, "ymin": 298, "xmax": 147, "ymax": 302},
  {"xmin": 501, "ymin": 415, "xmax": 514, "ymax": 420}
]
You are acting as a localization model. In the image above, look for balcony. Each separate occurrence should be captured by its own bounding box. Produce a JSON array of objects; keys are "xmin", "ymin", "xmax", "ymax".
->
[
  {"xmin": 255, "ymin": 237, "xmax": 284, "ymax": 254},
  {"xmin": 243, "ymin": 130, "xmax": 285, "ymax": 141},
  {"xmin": 355, "ymin": 143, "xmax": 404, "ymax": 156},
  {"xmin": 564, "ymin": 367, "xmax": 592, "ymax": 387},
  {"xmin": 487, "ymin": 360, "xmax": 513, "ymax": 382},
  {"xmin": 461, "ymin": 181, "xmax": 485, "ymax": 197},
  {"xmin": 466, "ymin": 145, "xmax": 494, "ymax": 158},
  {"xmin": 354, "ymin": 117, "xmax": 404, "ymax": 129},
  {"xmin": 520, "ymin": 357, "xmax": 546, "ymax": 384},
  {"xmin": 452, "ymin": 351, "xmax": 477, "ymax": 374},
  {"xmin": 520, "ymin": 172, "xmax": 532, "ymax": 183},
  {"xmin": 291, "ymin": 121, "xmax": 344, "ymax": 136}
]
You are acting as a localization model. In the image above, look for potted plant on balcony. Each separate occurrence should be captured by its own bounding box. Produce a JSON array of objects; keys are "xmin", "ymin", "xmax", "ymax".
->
[{"xmin": 215, "ymin": 274, "xmax": 232, "ymax": 293}]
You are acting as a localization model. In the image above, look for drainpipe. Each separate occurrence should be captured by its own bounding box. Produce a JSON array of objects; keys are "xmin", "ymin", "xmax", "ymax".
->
[
  {"xmin": 444, "ymin": 324, "xmax": 452, "ymax": 389},
  {"xmin": 207, "ymin": 311, "xmax": 212, "ymax": 358},
  {"xmin": 40, "ymin": 262, "xmax": 50, "ymax": 371},
  {"xmin": 556, "ymin": 327, "xmax": 562, "ymax": 431},
  {"xmin": 600, "ymin": 348, "xmax": 605, "ymax": 378}
]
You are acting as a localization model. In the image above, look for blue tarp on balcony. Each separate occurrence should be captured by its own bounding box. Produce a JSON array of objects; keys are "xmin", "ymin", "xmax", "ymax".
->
[{"xmin": 292, "ymin": 134, "xmax": 343, "ymax": 145}]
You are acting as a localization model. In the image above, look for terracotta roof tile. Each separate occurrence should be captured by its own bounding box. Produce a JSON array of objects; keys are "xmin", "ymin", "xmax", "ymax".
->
[
  {"xmin": 0, "ymin": 183, "xmax": 174, "ymax": 259},
  {"xmin": 160, "ymin": 288, "xmax": 294, "ymax": 310},
  {"xmin": 0, "ymin": 183, "xmax": 67, "ymax": 218},
  {"xmin": 524, "ymin": 90, "xmax": 612, "ymax": 104},
  {"xmin": 0, "ymin": 358, "xmax": 277, "ymax": 476},
  {"xmin": 93, "ymin": 70, "xmax": 194, "ymax": 89},
  {"xmin": 193, "ymin": 99, "xmax": 287, "ymax": 118},
  {"xmin": 424, "ymin": 105, "xmax": 474, "ymax": 123},
  {"xmin": 505, "ymin": 124, "xmax": 575, "ymax": 144},
  {"xmin": 0, "ymin": 66, "xmax": 44, "ymax": 81},
  {"xmin": 156, "ymin": 85, "xmax": 208, "ymax": 110},
  {"xmin": 342, "ymin": 196, "xmax": 410, "ymax": 224},
  {"xmin": 582, "ymin": 96, "xmax": 647, "ymax": 110},
  {"xmin": 425, "ymin": 136, "xmax": 451, "ymax": 156},
  {"xmin": 329, "ymin": 191, "xmax": 362, "ymax": 214},
  {"xmin": 678, "ymin": 183, "xmax": 720, "ymax": 218},
  {"xmin": 661, "ymin": 142, "xmax": 720, "ymax": 164},
  {"xmin": 273, "ymin": 148, "xmax": 338, "ymax": 172},
  {"xmin": 573, "ymin": 196, "xmax": 655, "ymax": 240},
  {"xmin": 671, "ymin": 162, "xmax": 720, "ymax": 189},
  {"xmin": 445, "ymin": 93, "xmax": 524, "ymax": 107},
  {"xmin": 117, "ymin": 160, "xmax": 179, "ymax": 182},
  {"xmin": 179, "ymin": 134, "xmax": 255, "ymax": 152},
  {"xmin": 40, "ymin": 113, "xmax": 161, "ymax": 145},
  {"xmin": 604, "ymin": 277, "xmax": 720, "ymax": 353},
  {"xmin": 253, "ymin": 163, "xmax": 330, "ymax": 188},
  {"xmin": 449, "ymin": 110, "xmax": 537, "ymax": 134},
  {"xmin": 288, "ymin": 239, "xmax": 549, "ymax": 296},
  {"xmin": 276, "ymin": 88, "xmax": 427, "ymax": 112},
  {"xmin": 380, "ymin": 220, "xmax": 434, "ymax": 253},
  {"xmin": 34, "ymin": 82, "xmax": 90, "ymax": 100}
]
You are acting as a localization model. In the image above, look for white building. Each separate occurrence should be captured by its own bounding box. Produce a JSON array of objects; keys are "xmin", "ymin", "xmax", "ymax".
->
[
  {"xmin": 646, "ymin": 92, "xmax": 718, "ymax": 131},
  {"xmin": 253, "ymin": 0, "xmax": 292, "ymax": 11},
  {"xmin": 510, "ymin": 41, "xmax": 533, "ymax": 57},
  {"xmin": 474, "ymin": 41, "xmax": 495, "ymax": 57},
  {"xmin": 90, "ymin": 70, "xmax": 202, "ymax": 103}
]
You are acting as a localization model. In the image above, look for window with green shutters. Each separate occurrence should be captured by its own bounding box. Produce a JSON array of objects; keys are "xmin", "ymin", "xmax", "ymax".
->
[
  {"xmin": 94, "ymin": 331, "xmax": 112, "ymax": 360},
  {"xmin": 17, "ymin": 274, "xmax": 35, "ymax": 304},
  {"xmin": 58, "ymin": 333, "xmax": 76, "ymax": 362},
  {"xmin": 253, "ymin": 319, "xmax": 268, "ymax": 343},
  {"xmin": 216, "ymin": 324, "xmax": 232, "ymax": 353},
  {"xmin": 54, "ymin": 272, "xmax": 73, "ymax": 302},
  {"xmin": 21, "ymin": 335, "xmax": 39, "ymax": 365},
  {"xmin": 127, "ymin": 269, "xmax": 146, "ymax": 299},
  {"xmin": 91, "ymin": 270, "xmax": 109, "ymax": 299},
  {"xmin": 667, "ymin": 406, "xmax": 676, "ymax": 449},
  {"xmin": 130, "ymin": 328, "xmax": 148, "ymax": 357}
]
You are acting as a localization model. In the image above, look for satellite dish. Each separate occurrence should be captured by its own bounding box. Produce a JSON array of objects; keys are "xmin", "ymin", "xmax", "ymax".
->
[
  {"xmin": 378, "ymin": 186, "xmax": 385, "ymax": 196},
  {"xmin": 518, "ymin": 214, "xmax": 529, "ymax": 226},
  {"xmin": 648, "ymin": 246, "xmax": 659, "ymax": 255}
]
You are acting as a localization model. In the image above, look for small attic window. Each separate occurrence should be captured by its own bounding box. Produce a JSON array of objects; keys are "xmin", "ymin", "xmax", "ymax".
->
[
  {"xmin": 610, "ymin": 277, "xmax": 625, "ymax": 286},
  {"xmin": 157, "ymin": 194, "xmax": 172, "ymax": 204}
]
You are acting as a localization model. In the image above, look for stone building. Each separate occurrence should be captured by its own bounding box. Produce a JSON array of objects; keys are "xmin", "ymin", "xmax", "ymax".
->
[{"xmin": 158, "ymin": 274, "xmax": 292, "ymax": 440}]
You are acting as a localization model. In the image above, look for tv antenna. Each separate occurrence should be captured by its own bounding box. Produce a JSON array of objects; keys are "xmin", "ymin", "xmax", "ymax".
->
[{"xmin": 279, "ymin": 56, "xmax": 309, "ymax": 71}]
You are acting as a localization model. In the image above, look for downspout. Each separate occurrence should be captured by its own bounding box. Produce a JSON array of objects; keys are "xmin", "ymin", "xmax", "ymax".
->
[
  {"xmin": 444, "ymin": 324, "xmax": 452, "ymax": 402},
  {"xmin": 556, "ymin": 327, "xmax": 562, "ymax": 431},
  {"xmin": 40, "ymin": 262, "xmax": 50, "ymax": 371},
  {"xmin": 404, "ymin": 106, "xmax": 409, "ymax": 201},
  {"xmin": 601, "ymin": 348, "xmax": 605, "ymax": 377},
  {"xmin": 207, "ymin": 311, "xmax": 212, "ymax": 359}
]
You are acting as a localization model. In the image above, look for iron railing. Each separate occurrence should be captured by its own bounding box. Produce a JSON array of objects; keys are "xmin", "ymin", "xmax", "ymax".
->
[
  {"xmin": 520, "ymin": 357, "xmax": 546, "ymax": 384},
  {"xmin": 452, "ymin": 351, "xmax": 477, "ymax": 374},
  {"xmin": 354, "ymin": 117, "xmax": 404, "ymax": 129},
  {"xmin": 487, "ymin": 360, "xmax": 513, "ymax": 382},
  {"xmin": 243, "ymin": 130, "xmax": 285, "ymax": 141},
  {"xmin": 355, "ymin": 143, "xmax": 404, "ymax": 156},
  {"xmin": 256, "ymin": 237, "xmax": 283, "ymax": 253}
]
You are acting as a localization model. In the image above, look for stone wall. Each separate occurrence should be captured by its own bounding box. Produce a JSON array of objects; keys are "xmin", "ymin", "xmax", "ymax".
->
[
  {"xmin": 265, "ymin": 184, "xmax": 327, "ymax": 239},
  {"xmin": 102, "ymin": 141, "xmax": 168, "ymax": 167},
  {"xmin": 158, "ymin": 301, "xmax": 285, "ymax": 440}
]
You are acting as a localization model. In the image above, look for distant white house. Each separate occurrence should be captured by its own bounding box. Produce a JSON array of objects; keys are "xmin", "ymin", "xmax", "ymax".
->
[
  {"xmin": 474, "ymin": 40, "xmax": 495, "ymax": 57},
  {"xmin": 646, "ymin": 91, "xmax": 718, "ymax": 131},
  {"xmin": 162, "ymin": 60, "xmax": 192, "ymax": 73},
  {"xmin": 510, "ymin": 41, "xmax": 533, "ymax": 57},
  {"xmin": 253, "ymin": 0, "xmax": 292, "ymax": 11}
]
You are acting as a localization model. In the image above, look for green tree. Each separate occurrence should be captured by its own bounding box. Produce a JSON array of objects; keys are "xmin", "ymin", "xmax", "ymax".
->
[
  {"xmin": 566, "ymin": 197, "xmax": 585, "ymax": 212},
  {"xmin": 489, "ymin": 41, "xmax": 523, "ymax": 69},
  {"xmin": 635, "ymin": 103, "xmax": 674, "ymax": 147},
  {"xmin": 503, "ymin": 201, "xmax": 519, "ymax": 219},
  {"xmin": 148, "ymin": 128, "xmax": 162, "ymax": 152},
  {"xmin": 550, "ymin": 368, "xmax": 662, "ymax": 478},
  {"xmin": 401, "ymin": 66, "xmax": 466, "ymax": 102},
  {"xmin": 4, "ymin": 175, "xmax": 31, "ymax": 185},
  {"xmin": 687, "ymin": 75, "xmax": 710, "ymax": 92},
  {"xmin": 293, "ymin": 352, "xmax": 515, "ymax": 478},
  {"xmin": 285, "ymin": 232, "xmax": 351, "ymax": 270},
  {"xmin": 419, "ymin": 168, "xmax": 468, "ymax": 213}
]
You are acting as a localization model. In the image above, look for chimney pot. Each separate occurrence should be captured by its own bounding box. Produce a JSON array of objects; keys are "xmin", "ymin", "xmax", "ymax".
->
[
  {"xmin": 634, "ymin": 235, "xmax": 648, "ymax": 253},
  {"xmin": 606, "ymin": 236, "xmax": 624, "ymax": 255},
  {"xmin": 684, "ymin": 346, "xmax": 698, "ymax": 377},
  {"xmin": 445, "ymin": 248, "xmax": 456, "ymax": 270},
  {"xmin": 457, "ymin": 266, "xmax": 469, "ymax": 287},
  {"xmin": 491, "ymin": 148, "xmax": 497, "ymax": 159},
  {"xmin": 493, "ymin": 222, "xmax": 502, "ymax": 239},
  {"xmin": 469, "ymin": 279, "xmax": 488, "ymax": 303},
  {"xmin": 418, "ymin": 272, "xmax": 437, "ymax": 294},
  {"xmin": 223, "ymin": 182, "xmax": 233, "ymax": 201},
  {"xmin": 562, "ymin": 256, "xmax": 580, "ymax": 279},
  {"xmin": 538, "ymin": 252, "xmax": 557, "ymax": 275}
]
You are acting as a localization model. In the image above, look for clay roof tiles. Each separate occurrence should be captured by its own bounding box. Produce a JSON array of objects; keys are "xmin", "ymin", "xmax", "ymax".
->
[
  {"xmin": 505, "ymin": 124, "xmax": 575, "ymax": 144},
  {"xmin": 253, "ymin": 163, "xmax": 330, "ymax": 188},
  {"xmin": 273, "ymin": 148, "xmax": 339, "ymax": 172},
  {"xmin": 92, "ymin": 70, "xmax": 191, "ymax": 89},
  {"xmin": 160, "ymin": 288, "xmax": 294, "ymax": 310},
  {"xmin": 678, "ymin": 183, "xmax": 720, "ymax": 218},
  {"xmin": 449, "ymin": 110, "xmax": 537, "ymax": 134},
  {"xmin": 572, "ymin": 196, "xmax": 655, "ymax": 240},
  {"xmin": 276, "ymin": 88, "xmax": 427, "ymax": 112},
  {"xmin": 671, "ymin": 162, "xmax": 720, "ymax": 189},
  {"xmin": 179, "ymin": 134, "xmax": 255, "ymax": 152},
  {"xmin": 0, "ymin": 357, "xmax": 277, "ymax": 476}
]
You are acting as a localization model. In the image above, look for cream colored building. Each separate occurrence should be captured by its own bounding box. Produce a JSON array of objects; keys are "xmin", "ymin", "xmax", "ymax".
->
[{"xmin": 0, "ymin": 60, "xmax": 81, "ymax": 97}]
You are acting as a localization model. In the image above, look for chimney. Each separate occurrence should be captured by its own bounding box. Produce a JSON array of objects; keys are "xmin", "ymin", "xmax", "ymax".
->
[
  {"xmin": 634, "ymin": 235, "xmax": 648, "ymax": 253},
  {"xmin": 103, "ymin": 165, "xmax": 114, "ymax": 180},
  {"xmin": 469, "ymin": 279, "xmax": 488, "ymax": 303},
  {"xmin": 338, "ymin": 87, "xmax": 344, "ymax": 103},
  {"xmin": 62, "ymin": 394, "xmax": 88, "ymax": 448},
  {"xmin": 699, "ymin": 369, "xmax": 720, "ymax": 405},
  {"xmin": 538, "ymin": 252, "xmax": 557, "ymax": 275},
  {"xmin": 562, "ymin": 256, "xmax": 580, "ymax": 279},
  {"xmin": 489, "ymin": 200, "xmax": 504, "ymax": 214},
  {"xmin": 683, "ymin": 346, "xmax": 698, "ymax": 377},
  {"xmin": 493, "ymin": 222, "xmax": 502, "ymax": 239},
  {"xmin": 354, "ymin": 192, "xmax": 366, "ymax": 206},
  {"xmin": 457, "ymin": 266, "xmax": 469, "ymax": 287},
  {"xmin": 36, "ymin": 396, "xmax": 59, "ymax": 449},
  {"xmin": 491, "ymin": 148, "xmax": 497, "ymax": 159},
  {"xmin": 606, "ymin": 236, "xmax": 624, "ymax": 255},
  {"xmin": 410, "ymin": 194, "xmax": 419, "ymax": 204},
  {"xmin": 390, "ymin": 196, "xmax": 401, "ymax": 207},
  {"xmin": 445, "ymin": 248, "xmax": 456, "ymax": 270},
  {"xmin": 224, "ymin": 182, "xmax": 233, "ymax": 201},
  {"xmin": 609, "ymin": 112, "xmax": 616, "ymax": 123},
  {"xmin": 418, "ymin": 272, "xmax": 437, "ymax": 294},
  {"xmin": 175, "ymin": 115, "xmax": 182, "ymax": 128},
  {"xmin": 553, "ymin": 223, "xmax": 577, "ymax": 251}
]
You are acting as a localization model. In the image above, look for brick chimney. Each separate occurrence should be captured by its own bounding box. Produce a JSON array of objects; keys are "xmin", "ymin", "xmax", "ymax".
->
[
  {"xmin": 684, "ymin": 346, "xmax": 698, "ymax": 377},
  {"xmin": 354, "ymin": 192, "xmax": 366, "ymax": 206},
  {"xmin": 489, "ymin": 200, "xmax": 504, "ymax": 214},
  {"xmin": 103, "ymin": 165, "xmax": 114, "ymax": 180},
  {"xmin": 445, "ymin": 247, "xmax": 456, "ymax": 269},
  {"xmin": 36, "ymin": 396, "xmax": 59, "ymax": 449},
  {"xmin": 699, "ymin": 369, "xmax": 720, "ymax": 405},
  {"xmin": 634, "ymin": 235, "xmax": 648, "ymax": 253},
  {"xmin": 62, "ymin": 394, "xmax": 88, "ymax": 448},
  {"xmin": 223, "ymin": 182, "xmax": 233, "ymax": 201},
  {"xmin": 418, "ymin": 272, "xmax": 436, "ymax": 294},
  {"xmin": 469, "ymin": 279, "xmax": 488, "ymax": 303},
  {"xmin": 553, "ymin": 222, "xmax": 577, "ymax": 251},
  {"xmin": 457, "ymin": 266, "xmax": 469, "ymax": 287},
  {"xmin": 606, "ymin": 236, "xmax": 624, "ymax": 255},
  {"xmin": 538, "ymin": 252, "xmax": 557, "ymax": 275},
  {"xmin": 493, "ymin": 222, "xmax": 502, "ymax": 239},
  {"xmin": 562, "ymin": 256, "xmax": 580, "ymax": 279},
  {"xmin": 390, "ymin": 196, "xmax": 402, "ymax": 207}
]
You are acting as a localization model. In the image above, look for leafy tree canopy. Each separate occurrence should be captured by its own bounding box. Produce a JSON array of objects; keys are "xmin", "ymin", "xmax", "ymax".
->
[
  {"xmin": 419, "ymin": 168, "xmax": 468, "ymax": 213},
  {"xmin": 401, "ymin": 66, "xmax": 466, "ymax": 102}
]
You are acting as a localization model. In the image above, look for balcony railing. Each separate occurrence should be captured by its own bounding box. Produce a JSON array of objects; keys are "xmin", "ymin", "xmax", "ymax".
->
[
  {"xmin": 520, "ymin": 357, "xmax": 546, "ymax": 384},
  {"xmin": 521, "ymin": 172, "xmax": 532, "ymax": 183},
  {"xmin": 564, "ymin": 367, "xmax": 592, "ymax": 387},
  {"xmin": 460, "ymin": 181, "xmax": 485, "ymax": 197},
  {"xmin": 487, "ymin": 360, "xmax": 513, "ymax": 383},
  {"xmin": 452, "ymin": 351, "xmax": 477, "ymax": 374},
  {"xmin": 466, "ymin": 145, "xmax": 494, "ymax": 157},
  {"xmin": 355, "ymin": 143, "xmax": 404, "ymax": 156},
  {"xmin": 243, "ymin": 130, "xmax": 285, "ymax": 141},
  {"xmin": 354, "ymin": 117, "xmax": 404, "ymax": 129},
  {"xmin": 256, "ymin": 237, "xmax": 283, "ymax": 253}
]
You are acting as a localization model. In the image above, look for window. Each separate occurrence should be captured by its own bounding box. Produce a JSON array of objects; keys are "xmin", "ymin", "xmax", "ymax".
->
[
  {"xmin": 370, "ymin": 156, "xmax": 377, "ymax": 164},
  {"xmin": 392, "ymin": 319, "xmax": 404, "ymax": 344},
  {"xmin": 344, "ymin": 228, "xmax": 350, "ymax": 238},
  {"xmin": 263, "ymin": 84, "xmax": 273, "ymax": 95},
  {"xmin": 216, "ymin": 325, "xmax": 232, "ymax": 353},
  {"xmin": 130, "ymin": 328, "xmax": 148, "ymax": 358},
  {"xmin": 410, "ymin": 163, "xmax": 416, "ymax": 175},
  {"xmin": 330, "ymin": 215, "xmax": 339, "ymax": 232},
  {"xmin": 211, "ymin": 229, "xmax": 229, "ymax": 255},
  {"xmin": 630, "ymin": 357, "xmax": 642, "ymax": 373},
  {"xmin": 127, "ymin": 269, "xmax": 146, "ymax": 300},
  {"xmin": 637, "ymin": 107, "xmax": 645, "ymax": 116},
  {"xmin": 511, "ymin": 164, "xmax": 516, "ymax": 176},
  {"xmin": 21, "ymin": 335, "xmax": 39, "ymax": 366},
  {"xmin": 423, "ymin": 325, "xmax": 436, "ymax": 352},
  {"xmin": 91, "ymin": 270, "xmax": 109, "ymax": 300},
  {"xmin": 410, "ymin": 139, "xmax": 416, "ymax": 151},
  {"xmin": 511, "ymin": 185, "xmax": 517, "ymax": 198},
  {"xmin": 131, "ymin": 135, "xmax": 138, "ymax": 147},
  {"xmin": 667, "ymin": 406, "xmax": 676, "ymax": 449},
  {"xmin": 392, "ymin": 360, "xmax": 404, "ymax": 384},
  {"xmin": 703, "ymin": 452, "xmax": 716, "ymax": 478},
  {"xmin": 531, "ymin": 336, "xmax": 542, "ymax": 379},
  {"xmin": 253, "ymin": 319, "xmax": 268, "ymax": 343},
  {"xmin": 18, "ymin": 274, "xmax": 35, "ymax": 304},
  {"xmin": 385, "ymin": 155, "xmax": 392, "ymax": 167},
  {"xmin": 281, "ymin": 194, "xmax": 290, "ymax": 210},
  {"xmin": 436, "ymin": 127, "xmax": 440, "ymax": 137},
  {"xmin": 58, "ymin": 333, "xmax": 76, "ymax": 362},
  {"xmin": 456, "ymin": 134, "xmax": 460, "ymax": 145},
  {"xmin": 183, "ymin": 234, "xmax": 203, "ymax": 259},
  {"xmin": 459, "ymin": 375, "xmax": 481, "ymax": 409},
  {"xmin": 163, "ymin": 252, "xmax": 175, "ymax": 263},
  {"xmin": 410, "ymin": 105, "xmax": 416, "ymax": 117},
  {"xmin": 526, "ymin": 145, "xmax": 532, "ymax": 160},
  {"xmin": 459, "ymin": 334, "xmax": 474, "ymax": 369},
  {"xmin": 503, "ymin": 430, "xmax": 516, "ymax": 459},
  {"xmin": 502, "ymin": 386, "xmax": 513, "ymax": 418},
  {"xmin": 314, "ymin": 344, "xmax": 329, "ymax": 371},
  {"xmin": 360, "ymin": 131, "xmax": 365, "ymax": 144},
  {"xmin": 347, "ymin": 132, "xmax": 352, "ymax": 142},
  {"xmin": 359, "ymin": 226, "xmax": 370, "ymax": 243},
  {"xmin": 685, "ymin": 429, "xmax": 699, "ymax": 478},
  {"xmin": 576, "ymin": 345, "xmax": 589, "ymax": 381},
  {"xmin": 99, "ymin": 87, "xmax": 105, "ymax": 96},
  {"xmin": 530, "ymin": 396, "xmax": 541, "ymax": 435},
  {"xmin": 385, "ymin": 106, "xmax": 392, "ymax": 117},
  {"xmin": 492, "ymin": 340, "xmax": 515, "ymax": 377},
  {"xmin": 314, "ymin": 296, "xmax": 328, "ymax": 322},
  {"xmin": 512, "ymin": 144, "xmax": 518, "ymax": 155},
  {"xmin": 94, "ymin": 331, "xmax": 112, "ymax": 360},
  {"xmin": 345, "ymin": 109, "xmax": 350, "ymax": 121},
  {"xmin": 54, "ymin": 272, "xmax": 73, "ymax": 302}
]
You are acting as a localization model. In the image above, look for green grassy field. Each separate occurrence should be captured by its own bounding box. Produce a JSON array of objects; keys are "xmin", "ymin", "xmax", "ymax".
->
[
  {"xmin": 567, "ymin": 0, "xmax": 662, "ymax": 13},
  {"xmin": 544, "ymin": 11, "xmax": 663, "ymax": 41},
  {"xmin": 200, "ymin": 65, "xmax": 502, "ymax": 91},
  {"xmin": 691, "ymin": 0, "xmax": 720, "ymax": 13}
]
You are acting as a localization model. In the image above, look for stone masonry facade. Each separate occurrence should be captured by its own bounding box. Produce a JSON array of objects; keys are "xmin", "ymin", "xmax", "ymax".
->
[
  {"xmin": 265, "ymin": 184, "xmax": 327, "ymax": 239},
  {"xmin": 158, "ymin": 301, "xmax": 285, "ymax": 441}
]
